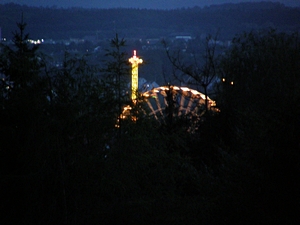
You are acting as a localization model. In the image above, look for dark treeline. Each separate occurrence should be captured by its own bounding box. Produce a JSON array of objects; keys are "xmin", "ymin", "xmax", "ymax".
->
[
  {"xmin": 1, "ymin": 2, "xmax": 300, "ymax": 40},
  {"xmin": 1, "ymin": 18, "xmax": 300, "ymax": 224}
]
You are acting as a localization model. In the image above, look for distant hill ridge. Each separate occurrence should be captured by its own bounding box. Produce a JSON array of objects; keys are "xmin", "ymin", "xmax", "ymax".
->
[{"xmin": 0, "ymin": 2, "xmax": 299, "ymax": 40}]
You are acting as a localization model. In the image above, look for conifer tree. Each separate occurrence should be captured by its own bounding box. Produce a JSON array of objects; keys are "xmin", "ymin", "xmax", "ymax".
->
[{"xmin": 0, "ymin": 16, "xmax": 41, "ymax": 88}]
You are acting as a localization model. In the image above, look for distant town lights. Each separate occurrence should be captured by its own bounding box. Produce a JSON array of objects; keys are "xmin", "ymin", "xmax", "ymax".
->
[{"xmin": 27, "ymin": 39, "xmax": 44, "ymax": 45}]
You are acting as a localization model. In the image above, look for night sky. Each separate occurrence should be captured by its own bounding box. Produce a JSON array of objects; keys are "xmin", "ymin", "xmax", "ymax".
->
[{"xmin": 2, "ymin": 0, "xmax": 300, "ymax": 8}]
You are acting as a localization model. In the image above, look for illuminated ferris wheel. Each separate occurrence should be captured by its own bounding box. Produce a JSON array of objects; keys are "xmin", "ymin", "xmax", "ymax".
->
[{"xmin": 141, "ymin": 85, "xmax": 217, "ymax": 122}]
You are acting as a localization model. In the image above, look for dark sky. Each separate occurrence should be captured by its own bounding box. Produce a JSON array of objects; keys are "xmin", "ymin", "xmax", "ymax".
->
[{"xmin": 2, "ymin": 0, "xmax": 300, "ymax": 8}]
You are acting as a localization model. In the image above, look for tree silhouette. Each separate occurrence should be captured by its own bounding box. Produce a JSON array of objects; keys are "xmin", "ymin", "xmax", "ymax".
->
[
  {"xmin": 163, "ymin": 34, "xmax": 220, "ymax": 113},
  {"xmin": 216, "ymin": 29, "xmax": 300, "ymax": 224}
]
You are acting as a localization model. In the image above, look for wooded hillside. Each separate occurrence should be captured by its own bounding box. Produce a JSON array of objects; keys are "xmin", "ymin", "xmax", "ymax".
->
[{"xmin": 1, "ymin": 2, "xmax": 299, "ymax": 40}]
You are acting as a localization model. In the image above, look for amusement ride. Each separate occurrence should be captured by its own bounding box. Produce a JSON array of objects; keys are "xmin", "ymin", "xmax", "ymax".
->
[{"xmin": 119, "ymin": 50, "xmax": 217, "ymax": 125}]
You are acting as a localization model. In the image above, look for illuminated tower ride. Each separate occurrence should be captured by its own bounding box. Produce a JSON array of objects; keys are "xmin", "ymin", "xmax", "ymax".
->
[{"xmin": 129, "ymin": 50, "xmax": 143, "ymax": 102}]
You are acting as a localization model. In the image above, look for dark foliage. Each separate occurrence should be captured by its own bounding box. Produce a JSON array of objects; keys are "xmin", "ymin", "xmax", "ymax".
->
[
  {"xmin": 1, "ymin": 20, "xmax": 300, "ymax": 225},
  {"xmin": 215, "ymin": 29, "xmax": 300, "ymax": 224}
]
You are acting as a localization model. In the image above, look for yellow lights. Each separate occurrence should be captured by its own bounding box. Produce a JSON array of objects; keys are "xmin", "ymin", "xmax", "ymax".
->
[
  {"xmin": 210, "ymin": 101, "xmax": 217, "ymax": 107},
  {"xmin": 222, "ymin": 77, "xmax": 234, "ymax": 85},
  {"xmin": 160, "ymin": 87, "xmax": 169, "ymax": 91},
  {"xmin": 143, "ymin": 85, "xmax": 215, "ymax": 104},
  {"xmin": 115, "ymin": 105, "xmax": 134, "ymax": 127},
  {"xmin": 129, "ymin": 50, "xmax": 143, "ymax": 101}
]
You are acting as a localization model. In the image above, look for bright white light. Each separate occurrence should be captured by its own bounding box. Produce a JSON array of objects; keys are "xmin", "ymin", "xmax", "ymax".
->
[
  {"xmin": 181, "ymin": 87, "xmax": 190, "ymax": 92},
  {"xmin": 191, "ymin": 90, "xmax": 199, "ymax": 95}
]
